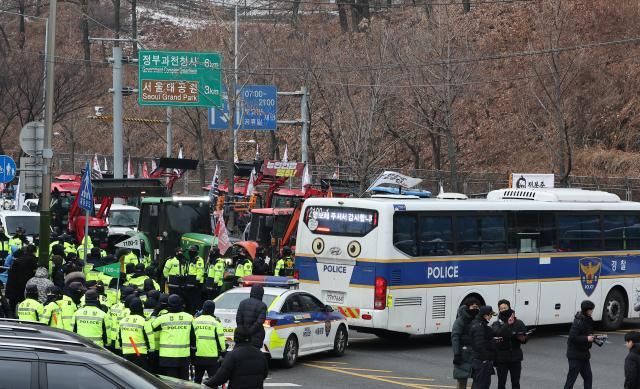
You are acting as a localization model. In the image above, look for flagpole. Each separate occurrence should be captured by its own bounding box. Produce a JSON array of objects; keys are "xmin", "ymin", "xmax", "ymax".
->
[{"xmin": 83, "ymin": 159, "xmax": 90, "ymax": 261}]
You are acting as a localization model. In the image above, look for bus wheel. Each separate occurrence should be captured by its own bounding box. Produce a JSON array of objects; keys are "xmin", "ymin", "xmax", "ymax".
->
[
  {"xmin": 281, "ymin": 335, "xmax": 299, "ymax": 368},
  {"xmin": 602, "ymin": 289, "xmax": 626, "ymax": 331}
]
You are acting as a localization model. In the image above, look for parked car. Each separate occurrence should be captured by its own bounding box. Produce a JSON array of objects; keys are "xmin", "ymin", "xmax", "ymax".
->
[{"xmin": 214, "ymin": 277, "xmax": 349, "ymax": 367}]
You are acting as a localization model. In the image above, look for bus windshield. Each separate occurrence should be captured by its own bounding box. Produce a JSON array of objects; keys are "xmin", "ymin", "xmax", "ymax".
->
[{"xmin": 304, "ymin": 206, "xmax": 378, "ymax": 237}]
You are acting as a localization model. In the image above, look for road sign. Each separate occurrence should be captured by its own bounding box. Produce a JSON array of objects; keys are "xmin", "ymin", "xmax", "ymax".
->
[
  {"xmin": 208, "ymin": 96, "xmax": 230, "ymax": 130},
  {"xmin": 138, "ymin": 50, "xmax": 223, "ymax": 107},
  {"xmin": 19, "ymin": 121, "xmax": 44, "ymax": 157},
  {"xmin": 0, "ymin": 155, "xmax": 17, "ymax": 184},
  {"xmin": 78, "ymin": 161, "xmax": 93, "ymax": 212},
  {"xmin": 20, "ymin": 157, "xmax": 43, "ymax": 193},
  {"xmin": 237, "ymin": 85, "xmax": 278, "ymax": 130},
  {"xmin": 115, "ymin": 235, "xmax": 141, "ymax": 252},
  {"xmin": 208, "ymin": 85, "xmax": 278, "ymax": 131}
]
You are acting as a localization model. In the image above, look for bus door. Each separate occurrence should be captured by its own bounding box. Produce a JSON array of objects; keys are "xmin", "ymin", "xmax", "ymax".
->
[{"xmin": 515, "ymin": 232, "xmax": 541, "ymax": 325}]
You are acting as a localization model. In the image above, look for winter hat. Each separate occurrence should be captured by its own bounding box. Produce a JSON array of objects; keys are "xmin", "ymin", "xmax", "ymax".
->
[
  {"xmin": 479, "ymin": 305, "xmax": 496, "ymax": 317},
  {"xmin": 25, "ymin": 284, "xmax": 39, "ymax": 299},
  {"xmin": 84, "ymin": 289, "xmax": 99, "ymax": 304},
  {"xmin": 202, "ymin": 300, "xmax": 216, "ymax": 315},
  {"xmin": 167, "ymin": 294, "xmax": 184, "ymax": 312},
  {"xmin": 581, "ymin": 300, "xmax": 595, "ymax": 313},
  {"xmin": 64, "ymin": 271, "xmax": 85, "ymax": 286},
  {"xmin": 129, "ymin": 297, "xmax": 144, "ymax": 316}
]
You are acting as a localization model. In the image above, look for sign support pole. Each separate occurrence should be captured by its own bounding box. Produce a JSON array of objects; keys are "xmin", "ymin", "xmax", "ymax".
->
[
  {"xmin": 301, "ymin": 86, "xmax": 309, "ymax": 164},
  {"xmin": 166, "ymin": 107, "xmax": 172, "ymax": 157},
  {"xmin": 39, "ymin": 0, "xmax": 57, "ymax": 268}
]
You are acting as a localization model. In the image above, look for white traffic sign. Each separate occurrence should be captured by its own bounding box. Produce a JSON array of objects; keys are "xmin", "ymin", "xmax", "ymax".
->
[
  {"xmin": 19, "ymin": 121, "xmax": 44, "ymax": 157},
  {"xmin": 116, "ymin": 235, "xmax": 141, "ymax": 252}
]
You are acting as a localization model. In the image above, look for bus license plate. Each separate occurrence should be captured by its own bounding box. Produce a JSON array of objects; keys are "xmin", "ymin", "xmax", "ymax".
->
[{"xmin": 324, "ymin": 291, "xmax": 346, "ymax": 305}]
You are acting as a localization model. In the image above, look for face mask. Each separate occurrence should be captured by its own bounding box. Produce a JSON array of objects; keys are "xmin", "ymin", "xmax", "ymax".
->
[
  {"xmin": 466, "ymin": 307, "xmax": 479, "ymax": 317},
  {"xmin": 176, "ymin": 253, "xmax": 184, "ymax": 260},
  {"xmin": 189, "ymin": 251, "xmax": 197, "ymax": 259},
  {"xmin": 499, "ymin": 309, "xmax": 513, "ymax": 321}
]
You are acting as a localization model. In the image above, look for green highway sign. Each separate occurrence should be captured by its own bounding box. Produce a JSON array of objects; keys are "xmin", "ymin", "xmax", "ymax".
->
[{"xmin": 138, "ymin": 50, "xmax": 223, "ymax": 107}]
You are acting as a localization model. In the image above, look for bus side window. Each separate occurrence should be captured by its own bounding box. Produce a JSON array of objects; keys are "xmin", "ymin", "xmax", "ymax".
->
[
  {"xmin": 419, "ymin": 216, "xmax": 453, "ymax": 256},
  {"xmin": 393, "ymin": 214, "xmax": 417, "ymax": 256}
]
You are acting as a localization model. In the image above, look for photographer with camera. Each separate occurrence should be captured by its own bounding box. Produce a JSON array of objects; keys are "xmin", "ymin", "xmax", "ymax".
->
[{"xmin": 563, "ymin": 300, "xmax": 597, "ymax": 389}]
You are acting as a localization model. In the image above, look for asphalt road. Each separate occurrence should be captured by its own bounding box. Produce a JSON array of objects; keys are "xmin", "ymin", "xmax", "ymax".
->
[{"xmin": 264, "ymin": 320, "xmax": 640, "ymax": 388}]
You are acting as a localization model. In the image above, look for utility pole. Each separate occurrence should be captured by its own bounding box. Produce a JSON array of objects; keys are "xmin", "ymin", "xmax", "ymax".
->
[
  {"xmin": 112, "ymin": 46, "xmax": 124, "ymax": 179},
  {"xmin": 227, "ymin": 0, "xmax": 240, "ymax": 234},
  {"xmin": 300, "ymin": 86, "xmax": 309, "ymax": 164},
  {"xmin": 39, "ymin": 0, "xmax": 57, "ymax": 268}
]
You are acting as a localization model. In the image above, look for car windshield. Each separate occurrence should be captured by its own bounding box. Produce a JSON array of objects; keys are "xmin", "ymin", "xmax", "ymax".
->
[
  {"xmin": 215, "ymin": 292, "xmax": 278, "ymax": 310},
  {"xmin": 109, "ymin": 209, "xmax": 140, "ymax": 227},
  {"xmin": 5, "ymin": 215, "xmax": 40, "ymax": 235}
]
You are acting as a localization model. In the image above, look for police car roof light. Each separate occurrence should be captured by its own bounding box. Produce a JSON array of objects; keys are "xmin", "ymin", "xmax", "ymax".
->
[{"xmin": 240, "ymin": 275, "xmax": 300, "ymax": 289}]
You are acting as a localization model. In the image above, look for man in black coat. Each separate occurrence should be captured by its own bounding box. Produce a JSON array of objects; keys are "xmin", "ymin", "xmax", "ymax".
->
[
  {"xmin": 203, "ymin": 327, "xmax": 269, "ymax": 389},
  {"xmin": 624, "ymin": 331, "xmax": 640, "ymax": 389},
  {"xmin": 470, "ymin": 305, "xmax": 498, "ymax": 389},
  {"xmin": 492, "ymin": 299, "xmax": 528, "ymax": 389},
  {"xmin": 563, "ymin": 300, "xmax": 596, "ymax": 389},
  {"xmin": 236, "ymin": 284, "xmax": 267, "ymax": 348},
  {"xmin": 5, "ymin": 245, "xmax": 37, "ymax": 312}
]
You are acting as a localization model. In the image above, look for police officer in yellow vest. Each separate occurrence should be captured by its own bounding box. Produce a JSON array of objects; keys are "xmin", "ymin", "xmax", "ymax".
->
[
  {"xmin": 186, "ymin": 246, "xmax": 205, "ymax": 284},
  {"xmin": 17, "ymin": 285, "xmax": 44, "ymax": 321},
  {"xmin": 151, "ymin": 294, "xmax": 194, "ymax": 380},
  {"xmin": 76, "ymin": 235, "xmax": 94, "ymax": 261},
  {"xmin": 60, "ymin": 281, "xmax": 84, "ymax": 332},
  {"xmin": 126, "ymin": 264, "xmax": 160, "ymax": 291},
  {"xmin": 122, "ymin": 248, "xmax": 139, "ymax": 268},
  {"xmin": 162, "ymin": 248, "xmax": 185, "ymax": 291},
  {"xmin": 192, "ymin": 300, "xmax": 227, "ymax": 384},
  {"xmin": 205, "ymin": 249, "xmax": 226, "ymax": 299},
  {"xmin": 119, "ymin": 297, "xmax": 155, "ymax": 370},
  {"xmin": 106, "ymin": 286, "xmax": 135, "ymax": 353},
  {"xmin": 274, "ymin": 246, "xmax": 295, "ymax": 277},
  {"xmin": 41, "ymin": 286, "xmax": 65, "ymax": 329},
  {"xmin": 72, "ymin": 289, "xmax": 108, "ymax": 347},
  {"xmin": 0, "ymin": 226, "xmax": 11, "ymax": 260}
]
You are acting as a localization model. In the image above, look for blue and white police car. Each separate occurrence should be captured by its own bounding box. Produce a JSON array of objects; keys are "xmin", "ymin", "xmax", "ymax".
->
[{"xmin": 214, "ymin": 276, "xmax": 348, "ymax": 367}]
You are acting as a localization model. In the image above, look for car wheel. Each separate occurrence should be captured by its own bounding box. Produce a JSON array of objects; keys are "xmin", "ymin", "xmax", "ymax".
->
[
  {"xmin": 282, "ymin": 335, "xmax": 298, "ymax": 368},
  {"xmin": 331, "ymin": 325, "xmax": 348, "ymax": 356},
  {"xmin": 601, "ymin": 289, "xmax": 626, "ymax": 331}
]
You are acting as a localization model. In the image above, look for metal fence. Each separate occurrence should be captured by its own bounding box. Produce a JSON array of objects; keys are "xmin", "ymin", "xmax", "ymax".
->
[{"xmin": 52, "ymin": 153, "xmax": 640, "ymax": 200}]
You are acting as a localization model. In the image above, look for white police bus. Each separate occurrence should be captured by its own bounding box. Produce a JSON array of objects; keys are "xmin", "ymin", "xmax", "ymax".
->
[{"xmin": 294, "ymin": 188, "xmax": 640, "ymax": 336}]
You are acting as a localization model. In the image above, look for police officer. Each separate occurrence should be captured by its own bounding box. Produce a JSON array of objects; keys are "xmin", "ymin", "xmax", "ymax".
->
[
  {"xmin": 17, "ymin": 285, "xmax": 44, "ymax": 321},
  {"xmin": 253, "ymin": 247, "xmax": 268, "ymax": 276},
  {"xmin": 41, "ymin": 286, "xmax": 64, "ymax": 329},
  {"xmin": 274, "ymin": 246, "xmax": 294, "ymax": 276},
  {"xmin": 163, "ymin": 248, "xmax": 185, "ymax": 291},
  {"xmin": 151, "ymin": 294, "xmax": 194, "ymax": 380},
  {"xmin": 9, "ymin": 226, "xmax": 26, "ymax": 250},
  {"xmin": 193, "ymin": 300, "xmax": 227, "ymax": 384},
  {"xmin": 205, "ymin": 250, "xmax": 226, "ymax": 299},
  {"xmin": 0, "ymin": 226, "xmax": 11, "ymax": 260},
  {"xmin": 60, "ymin": 281, "xmax": 84, "ymax": 332},
  {"xmin": 72, "ymin": 289, "xmax": 108, "ymax": 347},
  {"xmin": 119, "ymin": 297, "xmax": 155, "ymax": 370},
  {"xmin": 106, "ymin": 286, "xmax": 135, "ymax": 353},
  {"xmin": 186, "ymin": 246, "xmax": 205, "ymax": 283},
  {"xmin": 127, "ymin": 263, "xmax": 160, "ymax": 290},
  {"xmin": 122, "ymin": 248, "xmax": 139, "ymax": 267}
]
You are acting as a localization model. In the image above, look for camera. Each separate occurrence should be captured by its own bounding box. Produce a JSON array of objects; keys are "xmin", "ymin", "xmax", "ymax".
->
[{"xmin": 593, "ymin": 334, "xmax": 608, "ymax": 347}]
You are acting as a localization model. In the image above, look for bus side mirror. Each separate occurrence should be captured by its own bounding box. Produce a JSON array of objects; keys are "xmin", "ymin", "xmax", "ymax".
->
[{"xmin": 324, "ymin": 305, "xmax": 334, "ymax": 313}]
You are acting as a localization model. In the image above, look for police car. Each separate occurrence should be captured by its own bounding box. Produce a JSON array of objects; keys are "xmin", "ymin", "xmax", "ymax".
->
[{"xmin": 214, "ymin": 276, "xmax": 348, "ymax": 367}]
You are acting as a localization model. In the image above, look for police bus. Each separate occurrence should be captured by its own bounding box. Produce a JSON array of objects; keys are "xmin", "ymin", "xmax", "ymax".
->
[{"xmin": 294, "ymin": 188, "xmax": 640, "ymax": 336}]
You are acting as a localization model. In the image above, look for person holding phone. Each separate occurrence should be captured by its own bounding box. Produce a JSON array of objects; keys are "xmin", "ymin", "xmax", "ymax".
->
[
  {"xmin": 492, "ymin": 299, "xmax": 528, "ymax": 389},
  {"xmin": 470, "ymin": 305, "xmax": 498, "ymax": 389}
]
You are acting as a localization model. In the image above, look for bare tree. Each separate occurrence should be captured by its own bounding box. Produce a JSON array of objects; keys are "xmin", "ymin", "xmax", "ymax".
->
[{"xmin": 523, "ymin": 0, "xmax": 580, "ymax": 185}]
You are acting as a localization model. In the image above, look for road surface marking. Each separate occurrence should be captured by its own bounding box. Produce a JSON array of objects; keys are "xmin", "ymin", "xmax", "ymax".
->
[
  {"xmin": 338, "ymin": 367, "xmax": 394, "ymax": 373},
  {"xmin": 308, "ymin": 361, "xmax": 349, "ymax": 365},
  {"xmin": 375, "ymin": 376, "xmax": 435, "ymax": 381},
  {"xmin": 264, "ymin": 384, "xmax": 301, "ymax": 387},
  {"xmin": 303, "ymin": 363, "xmax": 446, "ymax": 388}
]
